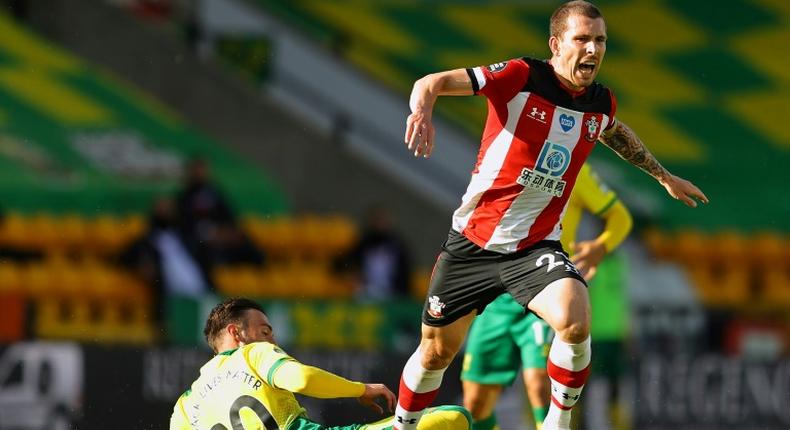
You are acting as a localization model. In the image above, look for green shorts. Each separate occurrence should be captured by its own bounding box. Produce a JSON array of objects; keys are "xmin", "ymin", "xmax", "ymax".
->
[
  {"xmin": 461, "ymin": 294, "xmax": 553, "ymax": 386},
  {"xmin": 287, "ymin": 405, "xmax": 471, "ymax": 430}
]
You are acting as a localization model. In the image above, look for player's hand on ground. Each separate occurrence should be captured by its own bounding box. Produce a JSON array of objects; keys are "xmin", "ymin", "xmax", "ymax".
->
[
  {"xmin": 405, "ymin": 110, "xmax": 435, "ymax": 158},
  {"xmin": 659, "ymin": 174, "xmax": 709, "ymax": 208},
  {"xmin": 570, "ymin": 240, "xmax": 607, "ymax": 280},
  {"xmin": 358, "ymin": 383, "xmax": 396, "ymax": 415}
]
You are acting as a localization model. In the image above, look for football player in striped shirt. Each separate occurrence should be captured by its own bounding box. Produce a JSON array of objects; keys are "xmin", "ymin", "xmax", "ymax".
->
[
  {"xmin": 393, "ymin": 1, "xmax": 707, "ymax": 429},
  {"xmin": 170, "ymin": 297, "xmax": 471, "ymax": 430},
  {"xmin": 460, "ymin": 164, "xmax": 632, "ymax": 430}
]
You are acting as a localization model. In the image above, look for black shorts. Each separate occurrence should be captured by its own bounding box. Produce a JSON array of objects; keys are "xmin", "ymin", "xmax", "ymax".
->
[{"xmin": 421, "ymin": 229, "xmax": 587, "ymax": 327}]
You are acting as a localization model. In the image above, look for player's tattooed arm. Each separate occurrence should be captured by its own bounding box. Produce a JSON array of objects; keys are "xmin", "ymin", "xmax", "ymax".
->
[
  {"xmin": 600, "ymin": 119, "xmax": 709, "ymax": 207},
  {"xmin": 599, "ymin": 120, "xmax": 669, "ymax": 181}
]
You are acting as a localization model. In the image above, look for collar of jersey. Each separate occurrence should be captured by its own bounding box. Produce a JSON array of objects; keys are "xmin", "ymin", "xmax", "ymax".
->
[{"xmin": 218, "ymin": 347, "xmax": 239, "ymax": 356}]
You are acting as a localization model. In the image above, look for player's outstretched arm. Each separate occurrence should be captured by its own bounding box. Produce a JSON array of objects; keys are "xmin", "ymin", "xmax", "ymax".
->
[
  {"xmin": 406, "ymin": 69, "xmax": 474, "ymax": 158},
  {"xmin": 272, "ymin": 360, "xmax": 366, "ymax": 398},
  {"xmin": 599, "ymin": 120, "xmax": 709, "ymax": 207}
]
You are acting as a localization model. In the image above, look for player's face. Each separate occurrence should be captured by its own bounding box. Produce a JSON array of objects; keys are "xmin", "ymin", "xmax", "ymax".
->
[
  {"xmin": 237, "ymin": 309, "xmax": 275, "ymax": 345},
  {"xmin": 549, "ymin": 14, "xmax": 607, "ymax": 89}
]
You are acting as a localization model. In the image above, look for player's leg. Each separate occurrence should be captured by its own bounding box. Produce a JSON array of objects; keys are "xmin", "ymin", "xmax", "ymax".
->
[
  {"xmin": 515, "ymin": 314, "xmax": 554, "ymax": 429},
  {"xmin": 461, "ymin": 295, "xmax": 523, "ymax": 430},
  {"xmin": 394, "ymin": 231, "xmax": 504, "ymax": 430},
  {"xmin": 500, "ymin": 243, "xmax": 591, "ymax": 430},
  {"xmin": 395, "ymin": 314, "xmax": 476, "ymax": 430},
  {"xmin": 461, "ymin": 382, "xmax": 502, "ymax": 430},
  {"xmin": 523, "ymin": 369, "xmax": 550, "ymax": 429},
  {"xmin": 528, "ymin": 278, "xmax": 591, "ymax": 430}
]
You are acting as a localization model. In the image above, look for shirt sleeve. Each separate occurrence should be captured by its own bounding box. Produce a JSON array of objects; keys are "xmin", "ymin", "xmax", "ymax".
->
[
  {"xmin": 575, "ymin": 164, "xmax": 632, "ymax": 252},
  {"xmin": 246, "ymin": 342, "xmax": 365, "ymax": 398},
  {"xmin": 466, "ymin": 58, "xmax": 530, "ymax": 105},
  {"xmin": 169, "ymin": 395, "xmax": 192, "ymax": 430},
  {"xmin": 605, "ymin": 89, "xmax": 617, "ymax": 130},
  {"xmin": 271, "ymin": 361, "xmax": 366, "ymax": 399},
  {"xmin": 575, "ymin": 164, "xmax": 617, "ymax": 216}
]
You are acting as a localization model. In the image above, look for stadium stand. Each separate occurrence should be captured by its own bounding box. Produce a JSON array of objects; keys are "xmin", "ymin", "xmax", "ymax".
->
[{"xmin": 253, "ymin": 0, "xmax": 790, "ymax": 318}]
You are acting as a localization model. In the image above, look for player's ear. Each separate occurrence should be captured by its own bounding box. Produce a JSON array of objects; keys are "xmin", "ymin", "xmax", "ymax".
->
[
  {"xmin": 549, "ymin": 36, "xmax": 560, "ymax": 57},
  {"xmin": 227, "ymin": 323, "xmax": 240, "ymax": 341}
]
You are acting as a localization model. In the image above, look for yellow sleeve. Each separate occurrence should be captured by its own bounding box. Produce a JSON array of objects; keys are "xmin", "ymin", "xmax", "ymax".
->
[
  {"xmin": 596, "ymin": 200, "xmax": 633, "ymax": 253},
  {"xmin": 271, "ymin": 361, "xmax": 366, "ymax": 399},
  {"xmin": 575, "ymin": 164, "xmax": 633, "ymax": 252},
  {"xmin": 169, "ymin": 394, "xmax": 192, "ymax": 430},
  {"xmin": 245, "ymin": 342, "xmax": 365, "ymax": 399}
]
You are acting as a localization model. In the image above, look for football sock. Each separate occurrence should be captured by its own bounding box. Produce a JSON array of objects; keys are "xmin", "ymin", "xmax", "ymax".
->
[
  {"xmin": 544, "ymin": 336, "xmax": 591, "ymax": 429},
  {"xmin": 533, "ymin": 405, "xmax": 549, "ymax": 429},
  {"xmin": 472, "ymin": 413, "xmax": 497, "ymax": 430},
  {"xmin": 393, "ymin": 347, "xmax": 447, "ymax": 430}
]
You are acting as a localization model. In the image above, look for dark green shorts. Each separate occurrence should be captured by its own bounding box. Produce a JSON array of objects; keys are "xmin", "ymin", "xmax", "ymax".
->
[
  {"xmin": 422, "ymin": 229, "xmax": 586, "ymax": 327},
  {"xmin": 461, "ymin": 294, "xmax": 553, "ymax": 385}
]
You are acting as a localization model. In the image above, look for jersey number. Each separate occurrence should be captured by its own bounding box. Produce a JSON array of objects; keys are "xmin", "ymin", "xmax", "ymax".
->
[
  {"xmin": 211, "ymin": 395, "xmax": 278, "ymax": 430},
  {"xmin": 536, "ymin": 253, "xmax": 564, "ymax": 273}
]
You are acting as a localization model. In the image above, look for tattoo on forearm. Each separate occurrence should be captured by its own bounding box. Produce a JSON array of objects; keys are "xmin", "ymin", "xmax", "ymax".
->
[{"xmin": 600, "ymin": 122, "xmax": 669, "ymax": 180}]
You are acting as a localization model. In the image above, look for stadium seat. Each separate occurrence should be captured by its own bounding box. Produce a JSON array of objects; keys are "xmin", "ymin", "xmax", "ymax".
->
[
  {"xmin": 674, "ymin": 229, "xmax": 709, "ymax": 264},
  {"xmin": 709, "ymin": 230, "xmax": 747, "ymax": 266},
  {"xmin": 0, "ymin": 262, "xmax": 23, "ymax": 293},
  {"xmin": 0, "ymin": 293, "xmax": 25, "ymax": 341}
]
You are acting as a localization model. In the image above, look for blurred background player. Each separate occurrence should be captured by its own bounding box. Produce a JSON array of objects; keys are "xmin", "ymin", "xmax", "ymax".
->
[
  {"xmin": 170, "ymin": 297, "xmax": 472, "ymax": 430},
  {"xmin": 460, "ymin": 164, "xmax": 632, "ymax": 430}
]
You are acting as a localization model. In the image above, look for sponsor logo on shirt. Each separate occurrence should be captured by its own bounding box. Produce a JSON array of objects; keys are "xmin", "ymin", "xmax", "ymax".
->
[
  {"xmin": 487, "ymin": 62, "xmax": 507, "ymax": 73},
  {"xmin": 535, "ymin": 141, "xmax": 571, "ymax": 177},
  {"xmin": 528, "ymin": 107, "xmax": 547, "ymax": 123},
  {"xmin": 559, "ymin": 114, "xmax": 576, "ymax": 132},
  {"xmin": 516, "ymin": 168, "xmax": 567, "ymax": 197}
]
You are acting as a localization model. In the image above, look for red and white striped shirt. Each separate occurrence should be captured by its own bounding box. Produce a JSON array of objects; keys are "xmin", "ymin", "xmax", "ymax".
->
[{"xmin": 453, "ymin": 57, "xmax": 617, "ymax": 253}]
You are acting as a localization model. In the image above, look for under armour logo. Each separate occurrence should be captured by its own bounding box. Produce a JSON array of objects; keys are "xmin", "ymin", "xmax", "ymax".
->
[
  {"xmin": 529, "ymin": 107, "xmax": 547, "ymax": 123},
  {"xmin": 397, "ymin": 416, "xmax": 418, "ymax": 424}
]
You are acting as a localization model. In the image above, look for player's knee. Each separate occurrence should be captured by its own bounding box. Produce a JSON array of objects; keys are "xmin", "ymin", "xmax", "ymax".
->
[
  {"xmin": 554, "ymin": 318, "xmax": 589, "ymax": 343},
  {"xmin": 422, "ymin": 342, "xmax": 459, "ymax": 369}
]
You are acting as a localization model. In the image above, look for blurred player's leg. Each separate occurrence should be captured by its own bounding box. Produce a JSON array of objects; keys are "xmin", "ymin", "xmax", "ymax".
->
[{"xmin": 461, "ymin": 381, "xmax": 501, "ymax": 430}]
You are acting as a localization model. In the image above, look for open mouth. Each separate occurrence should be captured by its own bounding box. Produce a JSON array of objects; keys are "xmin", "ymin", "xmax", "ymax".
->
[{"xmin": 578, "ymin": 62, "xmax": 596, "ymax": 74}]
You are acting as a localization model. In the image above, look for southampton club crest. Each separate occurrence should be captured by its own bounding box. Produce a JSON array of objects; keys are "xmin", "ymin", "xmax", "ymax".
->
[
  {"xmin": 585, "ymin": 116, "xmax": 600, "ymax": 142},
  {"xmin": 427, "ymin": 295, "xmax": 446, "ymax": 318}
]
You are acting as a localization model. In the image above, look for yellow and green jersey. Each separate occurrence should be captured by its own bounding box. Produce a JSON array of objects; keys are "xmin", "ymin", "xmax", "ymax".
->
[
  {"xmin": 560, "ymin": 163, "xmax": 619, "ymax": 252},
  {"xmin": 170, "ymin": 342, "xmax": 309, "ymax": 430}
]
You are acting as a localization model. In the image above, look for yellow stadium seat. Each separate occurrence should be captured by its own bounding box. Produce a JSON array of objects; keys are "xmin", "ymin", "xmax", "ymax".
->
[
  {"xmin": 0, "ymin": 262, "xmax": 23, "ymax": 293},
  {"xmin": 674, "ymin": 229, "xmax": 709, "ymax": 264},
  {"xmin": 323, "ymin": 215, "xmax": 358, "ymax": 256},
  {"xmin": 27, "ymin": 213, "xmax": 60, "ymax": 251},
  {"xmin": 759, "ymin": 268, "xmax": 790, "ymax": 308},
  {"xmin": 641, "ymin": 227, "xmax": 672, "ymax": 261},
  {"xmin": 0, "ymin": 212, "xmax": 29, "ymax": 249},
  {"xmin": 89, "ymin": 215, "xmax": 128, "ymax": 254},
  {"xmin": 58, "ymin": 213, "xmax": 88, "ymax": 250},
  {"xmin": 751, "ymin": 232, "xmax": 787, "ymax": 268},
  {"xmin": 410, "ymin": 268, "xmax": 433, "ymax": 301},
  {"xmin": 22, "ymin": 263, "xmax": 53, "ymax": 299},
  {"xmin": 709, "ymin": 230, "xmax": 747, "ymax": 266}
]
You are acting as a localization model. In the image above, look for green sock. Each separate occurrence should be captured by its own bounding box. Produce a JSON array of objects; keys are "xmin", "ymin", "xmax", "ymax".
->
[
  {"xmin": 532, "ymin": 405, "xmax": 549, "ymax": 427},
  {"xmin": 472, "ymin": 413, "xmax": 497, "ymax": 430}
]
